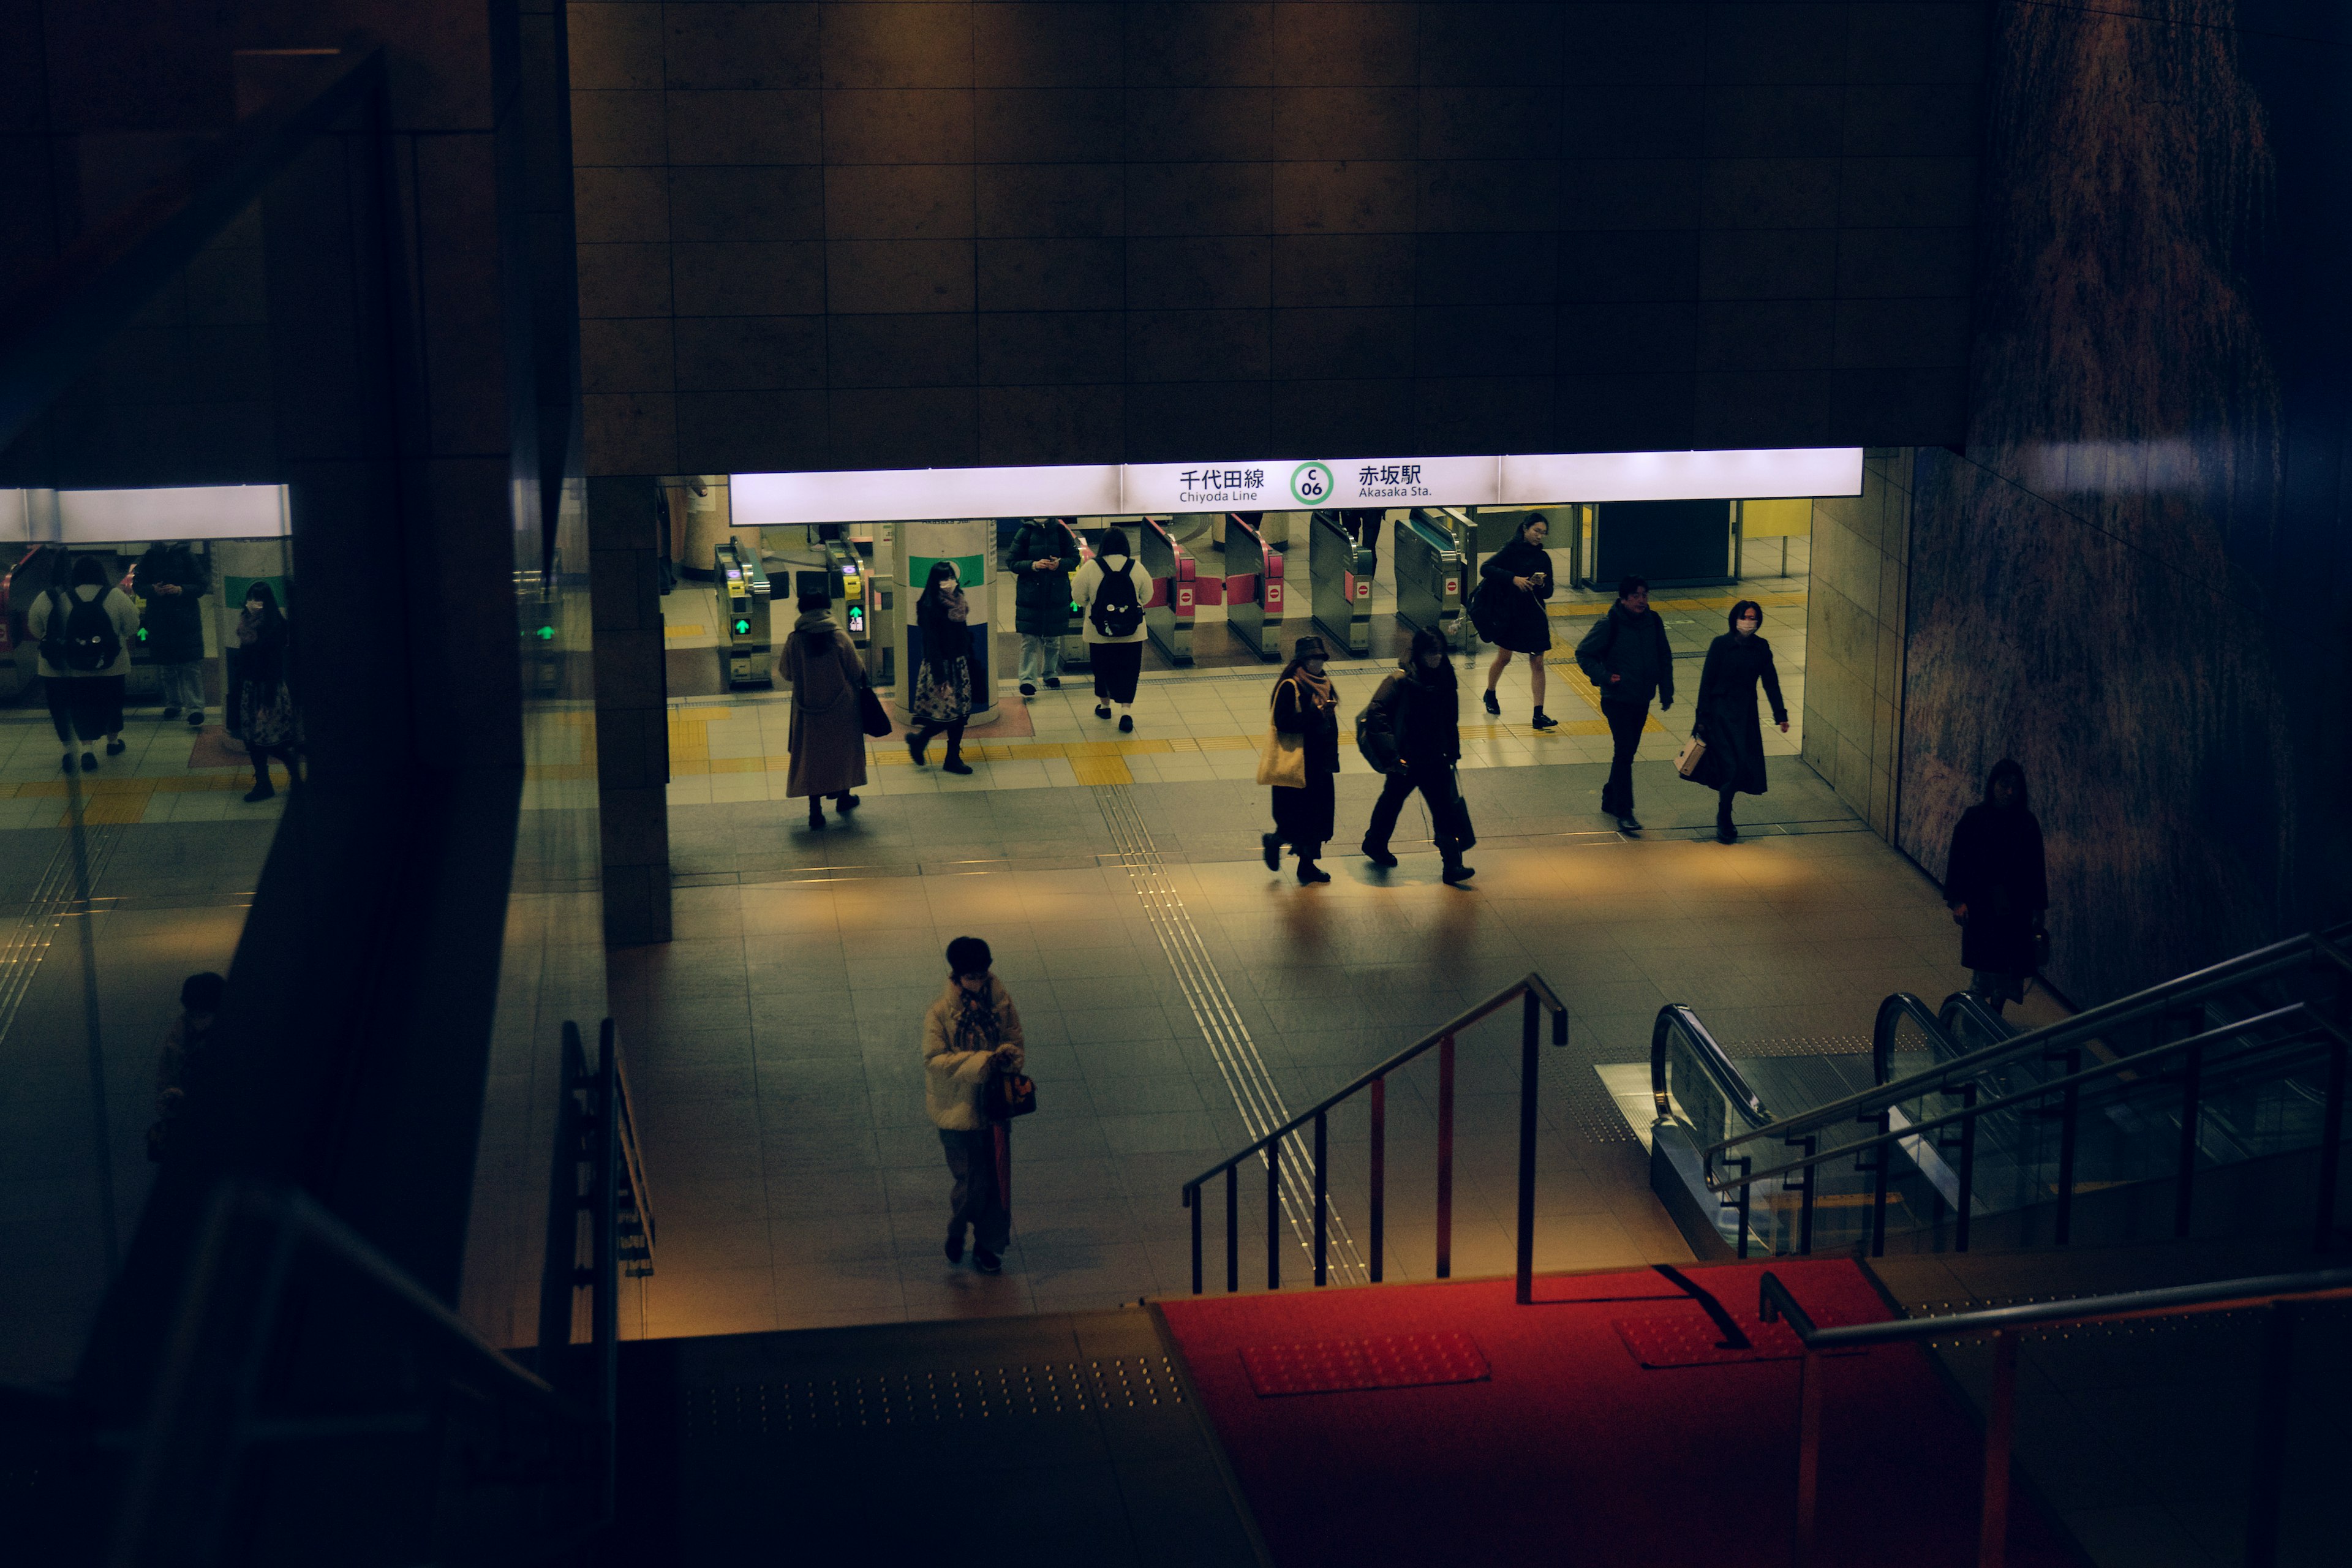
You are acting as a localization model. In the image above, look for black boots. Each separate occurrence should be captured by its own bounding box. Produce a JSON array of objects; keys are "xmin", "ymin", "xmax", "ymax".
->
[
  {"xmin": 1530, "ymin": 707, "xmax": 1558, "ymax": 729},
  {"xmin": 1482, "ymin": 689, "xmax": 1501, "ymax": 715}
]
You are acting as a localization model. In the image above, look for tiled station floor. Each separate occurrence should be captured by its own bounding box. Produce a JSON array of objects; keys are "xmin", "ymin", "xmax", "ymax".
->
[{"xmin": 612, "ymin": 550, "xmax": 2023, "ymax": 1340}]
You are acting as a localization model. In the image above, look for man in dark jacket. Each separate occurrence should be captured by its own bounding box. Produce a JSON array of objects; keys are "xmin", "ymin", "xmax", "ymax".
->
[
  {"xmin": 1009, "ymin": 517, "xmax": 1082, "ymax": 696},
  {"xmin": 1360, "ymin": 628, "xmax": 1473, "ymax": 884},
  {"xmin": 135, "ymin": 541, "xmax": 210, "ymax": 726},
  {"xmin": 1574, "ymin": 576, "xmax": 1675, "ymax": 832}
]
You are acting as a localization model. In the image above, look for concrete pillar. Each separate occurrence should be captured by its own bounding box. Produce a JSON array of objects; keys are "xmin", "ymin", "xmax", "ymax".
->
[{"xmin": 588, "ymin": 475, "xmax": 671, "ymax": 945}]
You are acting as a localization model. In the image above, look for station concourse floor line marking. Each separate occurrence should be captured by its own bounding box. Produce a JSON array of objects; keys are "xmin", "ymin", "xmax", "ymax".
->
[{"xmin": 1091, "ymin": 780, "xmax": 1369, "ymax": 1286}]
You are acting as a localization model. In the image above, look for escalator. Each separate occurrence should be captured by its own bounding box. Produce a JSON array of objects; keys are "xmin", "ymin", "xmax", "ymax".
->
[{"xmin": 1638, "ymin": 924, "xmax": 2351, "ymax": 1259}]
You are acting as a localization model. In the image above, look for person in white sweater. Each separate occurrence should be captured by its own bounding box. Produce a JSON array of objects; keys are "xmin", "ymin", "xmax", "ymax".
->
[
  {"xmin": 26, "ymin": 552, "xmax": 140, "ymax": 772},
  {"xmin": 1071, "ymin": 526, "xmax": 1153, "ymax": 732}
]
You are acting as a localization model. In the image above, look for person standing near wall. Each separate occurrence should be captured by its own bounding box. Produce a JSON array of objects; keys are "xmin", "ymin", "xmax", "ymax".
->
[
  {"xmin": 1009, "ymin": 516, "xmax": 1081, "ymax": 698},
  {"xmin": 28, "ymin": 553, "xmax": 139, "ymax": 772},
  {"xmin": 1688, "ymin": 600, "xmax": 1788, "ymax": 843},
  {"xmin": 781, "ymin": 590, "xmax": 868, "ymax": 829},
  {"xmin": 1074, "ymin": 526, "xmax": 1151, "ymax": 732},
  {"xmin": 1261, "ymin": 635, "xmax": 1341, "ymax": 885},
  {"xmin": 923, "ymin": 935, "xmax": 1024, "ymax": 1275},
  {"xmin": 232, "ymin": 582, "xmax": 301, "ymax": 802},
  {"xmin": 136, "ymin": 540, "xmax": 209, "ymax": 728},
  {"xmin": 1575, "ymin": 576, "xmax": 1675, "ymax": 833},
  {"xmin": 1945, "ymin": 759, "xmax": 2049, "ymax": 1013},
  {"xmin": 1474, "ymin": 514, "xmax": 1557, "ymax": 728},
  {"xmin": 907, "ymin": 560, "xmax": 974, "ymax": 775}
]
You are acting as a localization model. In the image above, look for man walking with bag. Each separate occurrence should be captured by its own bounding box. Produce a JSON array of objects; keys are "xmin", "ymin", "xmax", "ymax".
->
[
  {"xmin": 1360, "ymin": 628, "xmax": 1475, "ymax": 884},
  {"xmin": 923, "ymin": 935, "xmax": 1025, "ymax": 1274},
  {"xmin": 1575, "ymin": 576, "xmax": 1675, "ymax": 833}
]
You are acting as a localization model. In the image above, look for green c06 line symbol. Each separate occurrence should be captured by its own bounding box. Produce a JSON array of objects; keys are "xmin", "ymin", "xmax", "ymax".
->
[{"xmin": 1290, "ymin": 461, "xmax": 1334, "ymax": 505}]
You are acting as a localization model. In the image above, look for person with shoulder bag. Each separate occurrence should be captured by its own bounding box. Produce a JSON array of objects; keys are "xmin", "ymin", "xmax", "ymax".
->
[
  {"xmin": 1072, "ymin": 526, "xmax": 1152, "ymax": 731},
  {"xmin": 1474, "ymin": 513, "xmax": 1558, "ymax": 729},
  {"xmin": 922, "ymin": 936, "xmax": 1027, "ymax": 1274},
  {"xmin": 1260, "ymin": 635, "xmax": 1341, "ymax": 884},
  {"xmin": 780, "ymin": 590, "xmax": 869, "ymax": 829},
  {"xmin": 907, "ymin": 561, "xmax": 976, "ymax": 775},
  {"xmin": 27, "ymin": 552, "xmax": 140, "ymax": 773},
  {"xmin": 1574, "ymin": 575, "xmax": 1676, "ymax": 832},
  {"xmin": 1360, "ymin": 627, "xmax": 1475, "ymax": 884},
  {"xmin": 1009, "ymin": 516, "xmax": 1082, "ymax": 696},
  {"xmin": 1683, "ymin": 599, "xmax": 1788, "ymax": 842}
]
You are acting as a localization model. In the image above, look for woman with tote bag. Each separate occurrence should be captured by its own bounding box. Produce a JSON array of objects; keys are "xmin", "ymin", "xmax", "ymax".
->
[{"xmin": 1259, "ymin": 635, "xmax": 1340, "ymax": 885}]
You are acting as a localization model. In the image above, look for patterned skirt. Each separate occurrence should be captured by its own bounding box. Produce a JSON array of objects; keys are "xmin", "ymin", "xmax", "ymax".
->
[{"xmin": 910, "ymin": 655, "xmax": 972, "ymax": 724}]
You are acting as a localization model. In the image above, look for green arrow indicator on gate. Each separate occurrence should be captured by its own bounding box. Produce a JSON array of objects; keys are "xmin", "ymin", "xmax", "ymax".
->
[{"xmin": 734, "ymin": 618, "xmax": 751, "ymax": 635}]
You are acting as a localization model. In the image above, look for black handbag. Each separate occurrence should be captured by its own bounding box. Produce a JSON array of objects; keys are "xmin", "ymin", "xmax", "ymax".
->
[
  {"xmin": 1446, "ymin": 768, "xmax": 1477, "ymax": 851},
  {"xmin": 988, "ymin": 1062, "xmax": 1037, "ymax": 1121},
  {"xmin": 857, "ymin": 684, "xmax": 893, "ymax": 739}
]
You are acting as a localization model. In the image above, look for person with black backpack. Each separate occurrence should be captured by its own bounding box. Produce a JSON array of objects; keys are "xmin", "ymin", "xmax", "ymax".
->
[
  {"xmin": 27, "ymin": 553, "xmax": 138, "ymax": 773},
  {"xmin": 1072, "ymin": 525, "xmax": 1152, "ymax": 731}
]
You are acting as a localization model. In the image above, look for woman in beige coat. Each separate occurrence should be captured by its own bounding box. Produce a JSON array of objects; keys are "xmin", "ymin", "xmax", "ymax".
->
[
  {"xmin": 922, "ymin": 935, "xmax": 1025, "ymax": 1273},
  {"xmin": 780, "ymin": 592, "xmax": 869, "ymax": 830}
]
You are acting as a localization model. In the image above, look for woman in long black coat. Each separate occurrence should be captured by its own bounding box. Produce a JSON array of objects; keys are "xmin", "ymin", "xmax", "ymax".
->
[
  {"xmin": 1689, "ymin": 599, "xmax": 1788, "ymax": 843},
  {"xmin": 1473, "ymin": 513, "xmax": 1558, "ymax": 728},
  {"xmin": 1945, "ymin": 758, "xmax": 2048, "ymax": 1011}
]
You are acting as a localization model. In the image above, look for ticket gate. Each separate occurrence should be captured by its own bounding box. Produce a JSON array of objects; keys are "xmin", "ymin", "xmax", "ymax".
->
[
  {"xmin": 1307, "ymin": 508, "xmax": 1374, "ymax": 656},
  {"xmin": 1058, "ymin": 533, "xmax": 1095, "ymax": 673},
  {"xmin": 1396, "ymin": 508, "xmax": 1469, "ymax": 649},
  {"xmin": 819, "ymin": 538, "xmax": 875, "ymax": 665},
  {"xmin": 1221, "ymin": 514, "xmax": 1286, "ymax": 660},
  {"xmin": 1138, "ymin": 515, "xmax": 1199, "ymax": 665},
  {"xmin": 714, "ymin": 538, "xmax": 774, "ymax": 689}
]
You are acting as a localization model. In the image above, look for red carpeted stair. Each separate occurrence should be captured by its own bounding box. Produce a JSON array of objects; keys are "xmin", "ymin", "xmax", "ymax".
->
[{"xmin": 1159, "ymin": 1260, "xmax": 2073, "ymax": 1568}]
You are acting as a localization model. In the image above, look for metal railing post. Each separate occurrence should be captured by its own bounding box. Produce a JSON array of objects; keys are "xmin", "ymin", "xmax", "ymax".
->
[
  {"xmin": 2176, "ymin": 1042, "xmax": 2204, "ymax": 1238},
  {"xmin": 1870, "ymin": 1108, "xmax": 1890, "ymax": 1257},
  {"xmin": 2244, "ymin": 1302, "xmax": 2296, "ymax": 1568},
  {"xmin": 2054, "ymin": 1047, "xmax": 2080, "ymax": 1245},
  {"xmin": 1796, "ymin": 1136, "xmax": 1817, "ymax": 1256},
  {"xmin": 1793, "ymin": 1347, "xmax": 1823, "ymax": 1567},
  {"xmin": 1188, "ymin": 1185, "xmax": 1201, "ymax": 1295},
  {"xmin": 2316, "ymin": 1038, "xmax": 2346, "ymax": 1251},
  {"xmin": 1225, "ymin": 1166, "xmax": 1238, "ymax": 1293},
  {"xmin": 1734, "ymin": 1156, "xmax": 1752, "ymax": 1259},
  {"xmin": 1978, "ymin": 1329, "xmax": 2018, "ymax": 1568},
  {"xmin": 1313, "ymin": 1110, "xmax": 1328, "ymax": 1287},
  {"xmin": 1517, "ymin": 991, "xmax": 1539, "ymax": 1305},
  {"xmin": 1436, "ymin": 1033, "xmax": 1455, "ymax": 1279},
  {"xmin": 592, "ymin": 1023, "xmax": 620, "ymax": 1520},
  {"xmin": 534, "ymin": 1025, "xmax": 586, "ymax": 1382},
  {"xmin": 1267, "ymin": 1149, "xmax": 1281, "ymax": 1290},
  {"xmin": 1957, "ymin": 1084, "xmax": 1978, "ymax": 1253},
  {"xmin": 1370, "ymin": 1077, "xmax": 1386, "ymax": 1283}
]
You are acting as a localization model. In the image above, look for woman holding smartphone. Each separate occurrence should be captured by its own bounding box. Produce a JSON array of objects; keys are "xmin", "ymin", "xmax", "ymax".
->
[{"xmin": 1474, "ymin": 513, "xmax": 1558, "ymax": 729}]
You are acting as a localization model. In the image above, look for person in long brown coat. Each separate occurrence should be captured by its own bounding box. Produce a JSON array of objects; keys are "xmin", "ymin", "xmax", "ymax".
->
[{"xmin": 780, "ymin": 592, "xmax": 869, "ymax": 829}]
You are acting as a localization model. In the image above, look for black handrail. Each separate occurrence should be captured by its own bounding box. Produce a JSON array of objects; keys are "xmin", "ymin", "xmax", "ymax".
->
[
  {"xmin": 1649, "ymin": 1003, "xmax": 1769, "ymax": 1129},
  {"xmin": 1704, "ymin": 1001, "xmax": 2349, "ymax": 1259},
  {"xmin": 1181, "ymin": 974, "xmax": 1568, "ymax": 1303},
  {"xmin": 1759, "ymin": 1264, "xmax": 2352, "ymax": 1568},
  {"xmin": 0, "ymin": 39, "xmax": 386, "ymax": 452},
  {"xmin": 1869, "ymin": 991, "xmax": 1958, "ymax": 1085},
  {"xmin": 1716, "ymin": 921, "xmax": 2352, "ymax": 1163}
]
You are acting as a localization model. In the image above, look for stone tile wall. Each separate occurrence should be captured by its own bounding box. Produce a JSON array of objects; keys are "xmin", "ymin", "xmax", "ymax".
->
[
  {"xmin": 567, "ymin": 1, "xmax": 1989, "ymax": 475},
  {"xmin": 1801, "ymin": 447, "xmax": 1909, "ymax": 839}
]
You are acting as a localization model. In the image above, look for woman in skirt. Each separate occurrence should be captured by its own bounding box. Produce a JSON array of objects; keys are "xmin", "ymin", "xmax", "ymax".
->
[{"xmin": 908, "ymin": 560, "xmax": 974, "ymax": 775}]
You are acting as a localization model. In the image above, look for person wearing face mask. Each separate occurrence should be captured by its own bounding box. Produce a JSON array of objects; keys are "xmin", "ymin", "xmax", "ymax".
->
[
  {"xmin": 922, "ymin": 935, "xmax": 1026, "ymax": 1275},
  {"xmin": 1359, "ymin": 627, "xmax": 1474, "ymax": 884},
  {"xmin": 232, "ymin": 582, "xmax": 301, "ymax": 802},
  {"xmin": 1574, "ymin": 575, "xmax": 1675, "ymax": 832},
  {"xmin": 908, "ymin": 560, "xmax": 975, "ymax": 775},
  {"xmin": 1261, "ymin": 635, "xmax": 1341, "ymax": 884},
  {"xmin": 1072, "ymin": 525, "xmax": 1152, "ymax": 731},
  {"xmin": 1944, "ymin": 760, "xmax": 2048, "ymax": 1013},
  {"xmin": 1688, "ymin": 599, "xmax": 1789, "ymax": 843},
  {"xmin": 1472, "ymin": 513, "xmax": 1558, "ymax": 728},
  {"xmin": 1008, "ymin": 516, "xmax": 1081, "ymax": 697}
]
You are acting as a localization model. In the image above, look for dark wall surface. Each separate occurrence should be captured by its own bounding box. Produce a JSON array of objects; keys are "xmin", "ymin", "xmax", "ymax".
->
[
  {"xmin": 568, "ymin": 1, "xmax": 1989, "ymax": 475},
  {"xmin": 1899, "ymin": 0, "xmax": 2352, "ymax": 1004}
]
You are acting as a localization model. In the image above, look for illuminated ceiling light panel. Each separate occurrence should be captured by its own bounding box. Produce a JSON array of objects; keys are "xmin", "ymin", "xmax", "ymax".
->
[
  {"xmin": 0, "ymin": 484, "xmax": 291, "ymax": 542},
  {"xmin": 730, "ymin": 449, "xmax": 1862, "ymax": 525}
]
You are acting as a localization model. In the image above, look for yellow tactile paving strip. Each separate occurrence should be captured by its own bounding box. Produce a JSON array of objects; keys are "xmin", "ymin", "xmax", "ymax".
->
[
  {"xmin": 1548, "ymin": 588, "xmax": 1806, "ymax": 619},
  {"xmin": 657, "ymin": 714, "xmax": 1662, "ymax": 780},
  {"xmin": 2, "ymin": 769, "xmax": 298, "ymax": 827}
]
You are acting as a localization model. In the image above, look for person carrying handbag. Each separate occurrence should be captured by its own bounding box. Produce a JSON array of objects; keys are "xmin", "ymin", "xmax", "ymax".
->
[
  {"xmin": 922, "ymin": 936, "xmax": 1026, "ymax": 1274},
  {"xmin": 1359, "ymin": 627, "xmax": 1476, "ymax": 884},
  {"xmin": 780, "ymin": 590, "xmax": 870, "ymax": 829},
  {"xmin": 1260, "ymin": 636, "xmax": 1341, "ymax": 884}
]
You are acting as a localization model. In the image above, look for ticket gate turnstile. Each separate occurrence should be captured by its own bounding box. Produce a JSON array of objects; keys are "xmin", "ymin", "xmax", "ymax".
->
[
  {"xmin": 820, "ymin": 537, "xmax": 876, "ymax": 673},
  {"xmin": 1396, "ymin": 508, "xmax": 1469, "ymax": 650},
  {"xmin": 1221, "ymin": 514, "xmax": 1286, "ymax": 660},
  {"xmin": 1139, "ymin": 515, "xmax": 1200, "ymax": 665},
  {"xmin": 714, "ymin": 538, "xmax": 774, "ymax": 688},
  {"xmin": 1308, "ymin": 508, "xmax": 1375, "ymax": 656}
]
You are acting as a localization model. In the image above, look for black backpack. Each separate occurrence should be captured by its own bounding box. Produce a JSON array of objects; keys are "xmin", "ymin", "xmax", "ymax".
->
[
  {"xmin": 1089, "ymin": 556, "xmax": 1143, "ymax": 638},
  {"xmin": 43, "ymin": 588, "xmax": 121, "ymax": 673}
]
